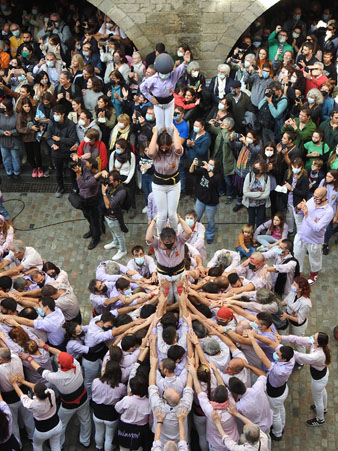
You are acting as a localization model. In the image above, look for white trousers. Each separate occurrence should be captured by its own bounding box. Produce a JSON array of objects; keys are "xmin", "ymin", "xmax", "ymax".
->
[
  {"xmin": 154, "ymin": 99, "xmax": 175, "ymax": 135},
  {"xmin": 152, "ymin": 181, "xmax": 181, "ymax": 233},
  {"xmin": 286, "ymin": 205, "xmax": 303, "ymax": 234},
  {"xmin": 158, "ymin": 271, "xmax": 185, "ymax": 303},
  {"xmin": 33, "ymin": 420, "xmax": 62, "ymax": 451},
  {"xmin": 293, "ymin": 235, "xmax": 322, "ymax": 273},
  {"xmin": 93, "ymin": 414, "xmax": 118, "ymax": 451},
  {"xmin": 311, "ymin": 371, "xmax": 329, "ymax": 421},
  {"xmin": 82, "ymin": 357, "xmax": 101, "ymax": 399},
  {"xmin": 193, "ymin": 413, "xmax": 208, "ymax": 451},
  {"xmin": 267, "ymin": 385, "xmax": 289, "ymax": 437},
  {"xmin": 288, "ymin": 319, "xmax": 308, "ymax": 353},
  {"xmin": 8, "ymin": 399, "xmax": 35, "ymax": 446},
  {"xmin": 59, "ymin": 399, "xmax": 92, "ymax": 447}
]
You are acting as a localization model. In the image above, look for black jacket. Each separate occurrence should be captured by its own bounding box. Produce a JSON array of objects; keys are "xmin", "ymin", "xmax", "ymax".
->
[
  {"xmin": 283, "ymin": 171, "xmax": 309, "ymax": 208},
  {"xmin": 46, "ymin": 117, "xmax": 77, "ymax": 159}
]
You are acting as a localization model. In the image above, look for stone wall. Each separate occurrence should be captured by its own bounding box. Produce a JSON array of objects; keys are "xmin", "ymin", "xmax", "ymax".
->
[{"xmin": 88, "ymin": 0, "xmax": 280, "ymax": 77}]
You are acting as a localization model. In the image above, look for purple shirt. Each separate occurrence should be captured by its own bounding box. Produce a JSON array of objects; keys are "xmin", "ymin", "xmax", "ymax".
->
[
  {"xmin": 319, "ymin": 180, "xmax": 338, "ymax": 214},
  {"xmin": 127, "ymin": 255, "xmax": 157, "ymax": 278},
  {"xmin": 178, "ymin": 221, "xmax": 206, "ymax": 260},
  {"xmin": 298, "ymin": 197, "xmax": 334, "ymax": 244},
  {"xmin": 267, "ymin": 345, "xmax": 295, "ymax": 388},
  {"xmin": 140, "ymin": 62, "xmax": 187, "ymax": 101},
  {"xmin": 150, "ymin": 233, "xmax": 187, "ymax": 268},
  {"xmin": 149, "ymin": 145, "xmax": 182, "ymax": 175},
  {"xmin": 147, "ymin": 192, "xmax": 158, "ymax": 221}
]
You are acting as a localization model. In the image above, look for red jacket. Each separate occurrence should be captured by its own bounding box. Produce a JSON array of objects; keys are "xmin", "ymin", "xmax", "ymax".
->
[
  {"xmin": 174, "ymin": 93, "xmax": 196, "ymax": 110},
  {"xmin": 304, "ymin": 72, "xmax": 328, "ymax": 94},
  {"xmin": 77, "ymin": 140, "xmax": 108, "ymax": 170}
]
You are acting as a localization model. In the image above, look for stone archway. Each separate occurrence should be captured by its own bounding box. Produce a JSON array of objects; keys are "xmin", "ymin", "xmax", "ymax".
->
[{"xmin": 89, "ymin": 0, "xmax": 280, "ymax": 77}]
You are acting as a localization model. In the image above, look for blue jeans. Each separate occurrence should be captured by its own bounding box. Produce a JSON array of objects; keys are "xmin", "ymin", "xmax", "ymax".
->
[
  {"xmin": 141, "ymin": 173, "xmax": 153, "ymax": 205},
  {"xmin": 1, "ymin": 147, "xmax": 21, "ymax": 175},
  {"xmin": 224, "ymin": 175, "xmax": 233, "ymax": 196},
  {"xmin": 324, "ymin": 220, "xmax": 338, "ymax": 244},
  {"xmin": 195, "ymin": 199, "xmax": 218, "ymax": 241},
  {"xmin": 236, "ymin": 245, "xmax": 255, "ymax": 258},
  {"xmin": 0, "ymin": 198, "xmax": 10, "ymax": 220},
  {"xmin": 105, "ymin": 217, "xmax": 126, "ymax": 252},
  {"xmin": 178, "ymin": 150, "xmax": 186, "ymax": 193},
  {"xmin": 257, "ymin": 234, "xmax": 278, "ymax": 248}
]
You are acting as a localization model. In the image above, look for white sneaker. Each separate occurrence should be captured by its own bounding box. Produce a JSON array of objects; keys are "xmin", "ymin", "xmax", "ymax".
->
[
  {"xmin": 142, "ymin": 206, "xmax": 148, "ymax": 213},
  {"xmin": 104, "ymin": 241, "xmax": 118, "ymax": 250},
  {"xmin": 112, "ymin": 250, "xmax": 127, "ymax": 261}
]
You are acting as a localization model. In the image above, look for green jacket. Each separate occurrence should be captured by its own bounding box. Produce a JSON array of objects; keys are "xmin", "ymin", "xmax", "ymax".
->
[
  {"xmin": 319, "ymin": 120, "xmax": 338, "ymax": 151},
  {"xmin": 268, "ymin": 31, "xmax": 294, "ymax": 62},
  {"xmin": 281, "ymin": 118, "xmax": 316, "ymax": 154},
  {"xmin": 208, "ymin": 124, "xmax": 235, "ymax": 175}
]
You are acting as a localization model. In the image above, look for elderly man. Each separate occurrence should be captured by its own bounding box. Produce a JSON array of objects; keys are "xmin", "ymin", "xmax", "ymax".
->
[
  {"xmin": 0, "ymin": 241, "xmax": 43, "ymax": 276},
  {"xmin": 230, "ymin": 253, "xmax": 273, "ymax": 293},
  {"xmin": 294, "ymin": 187, "xmax": 334, "ymax": 284},
  {"xmin": 302, "ymin": 61, "xmax": 328, "ymax": 94},
  {"xmin": 207, "ymin": 248, "xmax": 241, "ymax": 272},
  {"xmin": 36, "ymin": 12, "xmax": 71, "ymax": 52}
]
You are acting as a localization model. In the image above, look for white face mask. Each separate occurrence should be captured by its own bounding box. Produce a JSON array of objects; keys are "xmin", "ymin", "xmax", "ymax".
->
[
  {"xmin": 191, "ymin": 70, "xmax": 199, "ymax": 78},
  {"xmin": 292, "ymin": 32, "xmax": 300, "ymax": 39},
  {"xmin": 246, "ymin": 137, "xmax": 253, "ymax": 144},
  {"xmin": 118, "ymin": 122, "xmax": 125, "ymax": 129},
  {"xmin": 84, "ymin": 136, "xmax": 91, "ymax": 143},
  {"xmin": 278, "ymin": 36, "xmax": 286, "ymax": 43},
  {"xmin": 177, "ymin": 50, "xmax": 184, "ymax": 57},
  {"xmin": 265, "ymin": 150, "xmax": 274, "ymax": 157},
  {"xmin": 244, "ymin": 60, "xmax": 251, "ymax": 68},
  {"xmin": 78, "ymin": 119, "xmax": 86, "ymax": 127},
  {"xmin": 218, "ymin": 103, "xmax": 225, "ymax": 111},
  {"xmin": 290, "ymin": 76, "xmax": 297, "ymax": 83}
]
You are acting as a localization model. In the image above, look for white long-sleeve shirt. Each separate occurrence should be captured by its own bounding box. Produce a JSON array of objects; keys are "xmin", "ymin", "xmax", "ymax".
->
[{"xmin": 109, "ymin": 151, "xmax": 136, "ymax": 184}]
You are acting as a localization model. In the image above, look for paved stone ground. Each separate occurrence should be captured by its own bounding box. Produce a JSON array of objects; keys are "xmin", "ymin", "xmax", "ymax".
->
[{"xmin": 4, "ymin": 190, "xmax": 337, "ymax": 451}]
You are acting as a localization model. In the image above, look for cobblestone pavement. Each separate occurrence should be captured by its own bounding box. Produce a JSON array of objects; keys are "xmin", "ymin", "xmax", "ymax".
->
[{"xmin": 5, "ymin": 191, "xmax": 337, "ymax": 451}]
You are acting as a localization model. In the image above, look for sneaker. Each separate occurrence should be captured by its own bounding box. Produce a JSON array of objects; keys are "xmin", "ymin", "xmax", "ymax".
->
[
  {"xmin": 55, "ymin": 188, "xmax": 65, "ymax": 198},
  {"xmin": 322, "ymin": 244, "xmax": 329, "ymax": 255},
  {"xmin": 37, "ymin": 168, "xmax": 44, "ymax": 178},
  {"xmin": 225, "ymin": 196, "xmax": 233, "ymax": 204},
  {"xmin": 142, "ymin": 206, "xmax": 148, "ymax": 213},
  {"xmin": 306, "ymin": 417, "xmax": 325, "ymax": 426},
  {"xmin": 112, "ymin": 250, "xmax": 127, "ymax": 261},
  {"xmin": 44, "ymin": 168, "xmax": 50, "ymax": 178},
  {"xmin": 270, "ymin": 431, "xmax": 283, "ymax": 441},
  {"xmin": 308, "ymin": 272, "xmax": 318, "ymax": 285},
  {"xmin": 233, "ymin": 204, "xmax": 243, "ymax": 212},
  {"xmin": 32, "ymin": 168, "xmax": 38, "ymax": 178},
  {"xmin": 310, "ymin": 404, "xmax": 327, "ymax": 414},
  {"xmin": 256, "ymin": 245, "xmax": 266, "ymax": 252},
  {"xmin": 104, "ymin": 241, "xmax": 118, "ymax": 250}
]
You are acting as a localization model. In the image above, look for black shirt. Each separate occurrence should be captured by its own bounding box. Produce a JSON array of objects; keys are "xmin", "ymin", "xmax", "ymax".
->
[{"xmin": 195, "ymin": 168, "xmax": 221, "ymax": 206}]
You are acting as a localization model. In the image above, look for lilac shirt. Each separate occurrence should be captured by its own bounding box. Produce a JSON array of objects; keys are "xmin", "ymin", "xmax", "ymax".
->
[
  {"xmin": 178, "ymin": 221, "xmax": 206, "ymax": 261},
  {"xmin": 33, "ymin": 307, "xmax": 65, "ymax": 346},
  {"xmin": 262, "ymin": 248, "xmax": 297, "ymax": 295},
  {"xmin": 282, "ymin": 335, "xmax": 326, "ymax": 371},
  {"xmin": 147, "ymin": 192, "xmax": 158, "ymax": 221},
  {"xmin": 151, "ymin": 233, "xmax": 187, "ymax": 268},
  {"xmin": 91, "ymin": 379, "xmax": 126, "ymax": 405},
  {"xmin": 297, "ymin": 197, "xmax": 334, "ymax": 244},
  {"xmin": 127, "ymin": 255, "xmax": 157, "ymax": 278},
  {"xmin": 236, "ymin": 264, "xmax": 273, "ymax": 291},
  {"xmin": 150, "ymin": 145, "xmax": 182, "ymax": 175},
  {"xmin": 140, "ymin": 62, "xmax": 187, "ymax": 101},
  {"xmin": 115, "ymin": 394, "xmax": 151, "ymax": 426},
  {"xmin": 267, "ymin": 345, "xmax": 295, "ymax": 388},
  {"xmin": 319, "ymin": 180, "xmax": 338, "ymax": 214}
]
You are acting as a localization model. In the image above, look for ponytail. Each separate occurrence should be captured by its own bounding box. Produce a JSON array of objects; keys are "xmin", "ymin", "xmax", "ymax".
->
[
  {"xmin": 317, "ymin": 332, "xmax": 331, "ymax": 365},
  {"xmin": 34, "ymin": 382, "xmax": 53, "ymax": 408}
]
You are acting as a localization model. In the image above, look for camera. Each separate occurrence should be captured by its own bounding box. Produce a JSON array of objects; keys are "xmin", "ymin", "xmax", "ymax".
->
[
  {"xmin": 233, "ymin": 132, "xmax": 241, "ymax": 139},
  {"xmin": 69, "ymin": 161, "xmax": 80, "ymax": 170},
  {"xmin": 195, "ymin": 161, "xmax": 205, "ymax": 167},
  {"xmin": 99, "ymin": 176, "xmax": 109, "ymax": 186},
  {"xmin": 47, "ymin": 20, "xmax": 54, "ymax": 28},
  {"xmin": 265, "ymin": 89, "xmax": 274, "ymax": 97},
  {"xmin": 295, "ymin": 95, "xmax": 304, "ymax": 102},
  {"xmin": 214, "ymin": 121, "xmax": 220, "ymax": 127},
  {"xmin": 230, "ymin": 57, "xmax": 239, "ymax": 64}
]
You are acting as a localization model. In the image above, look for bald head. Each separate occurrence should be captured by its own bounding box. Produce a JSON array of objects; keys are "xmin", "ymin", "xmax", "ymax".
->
[
  {"xmin": 314, "ymin": 187, "xmax": 328, "ymax": 205},
  {"xmin": 164, "ymin": 388, "xmax": 180, "ymax": 406},
  {"xmin": 251, "ymin": 252, "xmax": 264, "ymax": 262},
  {"xmin": 235, "ymin": 320, "xmax": 251, "ymax": 335}
]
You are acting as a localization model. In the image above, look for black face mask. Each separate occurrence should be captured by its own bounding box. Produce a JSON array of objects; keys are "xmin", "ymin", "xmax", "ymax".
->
[
  {"xmin": 164, "ymin": 242, "xmax": 174, "ymax": 249},
  {"xmin": 78, "ymin": 331, "xmax": 85, "ymax": 338},
  {"xmin": 37, "ymin": 281, "xmax": 45, "ymax": 288},
  {"xmin": 253, "ymin": 167, "xmax": 260, "ymax": 175},
  {"xmin": 49, "ymin": 271, "xmax": 57, "ymax": 278},
  {"xmin": 102, "ymin": 326, "xmax": 112, "ymax": 331},
  {"xmin": 326, "ymin": 180, "xmax": 334, "ymax": 184},
  {"xmin": 248, "ymin": 262, "xmax": 256, "ymax": 270},
  {"xmin": 100, "ymin": 285, "xmax": 108, "ymax": 294},
  {"xmin": 320, "ymin": 90, "xmax": 328, "ymax": 97}
]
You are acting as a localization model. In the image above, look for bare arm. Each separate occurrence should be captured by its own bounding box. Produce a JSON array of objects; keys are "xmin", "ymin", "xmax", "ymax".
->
[
  {"xmin": 145, "ymin": 217, "xmax": 157, "ymax": 244},
  {"xmin": 147, "ymin": 127, "xmax": 158, "ymax": 158}
]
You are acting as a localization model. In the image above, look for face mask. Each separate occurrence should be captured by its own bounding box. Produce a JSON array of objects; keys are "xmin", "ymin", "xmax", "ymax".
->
[
  {"xmin": 115, "ymin": 148, "xmax": 123, "ymax": 154},
  {"xmin": 12, "ymin": 30, "xmax": 20, "ymax": 37},
  {"xmin": 53, "ymin": 22, "xmax": 59, "ymax": 28},
  {"xmin": 113, "ymin": 56, "xmax": 121, "ymax": 64},
  {"xmin": 290, "ymin": 285, "xmax": 298, "ymax": 292},
  {"xmin": 193, "ymin": 126, "xmax": 200, "ymax": 133},
  {"xmin": 159, "ymin": 73, "xmax": 170, "ymax": 80},
  {"xmin": 46, "ymin": 61, "xmax": 54, "ymax": 68},
  {"xmin": 276, "ymin": 247, "xmax": 283, "ymax": 255},
  {"xmin": 101, "ymin": 285, "xmax": 108, "ymax": 294},
  {"xmin": 135, "ymin": 257, "xmax": 145, "ymax": 265},
  {"xmin": 78, "ymin": 119, "xmax": 86, "ymax": 127},
  {"xmin": 278, "ymin": 36, "xmax": 286, "ymax": 43},
  {"xmin": 208, "ymin": 165, "xmax": 214, "ymax": 172},
  {"xmin": 98, "ymin": 117, "xmax": 106, "ymax": 123},
  {"xmin": 218, "ymin": 73, "xmax": 225, "ymax": 80},
  {"xmin": 102, "ymin": 326, "xmax": 111, "ymax": 331},
  {"xmin": 177, "ymin": 50, "xmax": 184, "ymax": 57},
  {"xmin": 18, "ymin": 75, "xmax": 26, "ymax": 81},
  {"xmin": 246, "ymin": 137, "xmax": 253, "ymax": 144},
  {"xmin": 124, "ymin": 289, "xmax": 132, "ymax": 296},
  {"xmin": 244, "ymin": 60, "xmax": 250, "ymax": 68},
  {"xmin": 106, "ymin": 23, "xmax": 113, "ymax": 29},
  {"xmin": 320, "ymin": 90, "xmax": 328, "ymax": 97},
  {"xmin": 218, "ymin": 102, "xmax": 225, "ymax": 111},
  {"xmin": 323, "ymin": 14, "xmax": 329, "ymax": 21},
  {"xmin": 290, "ymin": 76, "xmax": 297, "ymax": 83},
  {"xmin": 40, "ymin": 79, "xmax": 48, "ymax": 85},
  {"xmin": 76, "ymin": 45, "xmax": 81, "ymax": 50},
  {"xmin": 315, "ymin": 198, "xmax": 324, "ymax": 205},
  {"xmin": 118, "ymin": 122, "xmax": 125, "ymax": 129},
  {"xmin": 293, "ymin": 14, "xmax": 301, "ymax": 20},
  {"xmin": 164, "ymin": 242, "xmax": 174, "ymax": 249},
  {"xmin": 292, "ymin": 167, "xmax": 301, "ymax": 174},
  {"xmin": 265, "ymin": 150, "xmax": 274, "ymax": 157},
  {"xmin": 231, "ymin": 89, "xmax": 237, "ymax": 95},
  {"xmin": 248, "ymin": 262, "xmax": 256, "ymax": 270},
  {"xmin": 191, "ymin": 70, "xmax": 199, "ymax": 78},
  {"xmin": 307, "ymin": 97, "xmax": 315, "ymax": 104},
  {"xmin": 262, "ymin": 71, "xmax": 270, "ymax": 79},
  {"xmin": 53, "ymin": 115, "xmax": 61, "ymax": 122},
  {"xmin": 83, "ymin": 51, "xmax": 89, "ymax": 57},
  {"xmin": 37, "ymin": 307, "xmax": 45, "ymax": 317},
  {"xmin": 186, "ymin": 219, "xmax": 194, "ymax": 227},
  {"xmin": 22, "ymin": 51, "xmax": 29, "ymax": 58},
  {"xmin": 173, "ymin": 113, "xmax": 180, "ymax": 121},
  {"xmin": 49, "ymin": 271, "xmax": 57, "ymax": 278},
  {"xmin": 145, "ymin": 113, "xmax": 153, "ymax": 121},
  {"xmin": 309, "ymin": 335, "xmax": 315, "ymax": 345},
  {"xmin": 292, "ymin": 32, "xmax": 300, "ymax": 39},
  {"xmin": 78, "ymin": 331, "xmax": 85, "ymax": 338},
  {"xmin": 253, "ymin": 167, "xmax": 260, "ymax": 175},
  {"xmin": 253, "ymin": 41, "xmax": 261, "ymax": 48},
  {"xmin": 251, "ymin": 322, "xmax": 259, "ymax": 329},
  {"xmin": 32, "ymin": 9, "xmax": 38, "ymax": 15},
  {"xmin": 84, "ymin": 136, "xmax": 91, "ymax": 143},
  {"xmin": 272, "ymin": 351, "xmax": 279, "ymax": 361}
]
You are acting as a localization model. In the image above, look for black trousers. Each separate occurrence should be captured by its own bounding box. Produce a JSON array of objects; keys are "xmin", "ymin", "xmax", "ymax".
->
[
  {"xmin": 53, "ymin": 156, "xmax": 76, "ymax": 190},
  {"xmin": 80, "ymin": 194, "xmax": 101, "ymax": 240},
  {"xmin": 25, "ymin": 141, "xmax": 42, "ymax": 168}
]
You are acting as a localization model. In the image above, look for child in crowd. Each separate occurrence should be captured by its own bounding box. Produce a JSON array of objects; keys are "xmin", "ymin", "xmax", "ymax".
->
[
  {"xmin": 235, "ymin": 223, "xmax": 255, "ymax": 258},
  {"xmin": 254, "ymin": 212, "xmax": 288, "ymax": 251},
  {"xmin": 308, "ymin": 158, "xmax": 325, "ymax": 196}
]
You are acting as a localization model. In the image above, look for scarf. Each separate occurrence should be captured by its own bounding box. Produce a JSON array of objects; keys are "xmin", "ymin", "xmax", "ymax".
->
[
  {"xmin": 236, "ymin": 145, "xmax": 250, "ymax": 170},
  {"xmin": 210, "ymin": 399, "xmax": 229, "ymax": 410},
  {"xmin": 109, "ymin": 124, "xmax": 130, "ymax": 150}
]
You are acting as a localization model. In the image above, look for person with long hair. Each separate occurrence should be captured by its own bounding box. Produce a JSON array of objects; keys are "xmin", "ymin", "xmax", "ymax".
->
[
  {"xmin": 280, "ymin": 276, "xmax": 312, "ymax": 352},
  {"xmin": 10, "ymin": 377, "xmax": 62, "ymax": 451},
  {"xmin": 68, "ymin": 97, "xmax": 86, "ymax": 124},
  {"xmin": 279, "ymin": 332, "xmax": 331, "ymax": 426},
  {"xmin": 91, "ymin": 360, "xmax": 127, "ymax": 451},
  {"xmin": 0, "ymin": 215, "xmax": 14, "ymax": 256},
  {"xmin": 0, "ymin": 97, "xmax": 22, "ymax": 177},
  {"xmin": 254, "ymin": 212, "xmax": 288, "ymax": 251},
  {"xmin": 93, "ymin": 95, "xmax": 116, "ymax": 147},
  {"xmin": 83, "ymin": 76, "xmax": 104, "ymax": 114},
  {"xmin": 320, "ymin": 169, "xmax": 338, "ymax": 255},
  {"xmin": 0, "ymin": 392, "xmax": 20, "ymax": 450},
  {"xmin": 16, "ymin": 98, "xmax": 43, "ymax": 177},
  {"xmin": 33, "ymin": 71, "xmax": 55, "ymax": 102},
  {"xmin": 106, "ymin": 69, "xmax": 128, "ymax": 117},
  {"xmin": 42, "ymin": 261, "xmax": 71, "ymax": 287}
]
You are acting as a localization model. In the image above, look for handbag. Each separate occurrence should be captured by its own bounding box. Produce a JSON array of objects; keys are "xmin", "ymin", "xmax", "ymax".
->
[{"xmin": 68, "ymin": 192, "xmax": 83, "ymax": 210}]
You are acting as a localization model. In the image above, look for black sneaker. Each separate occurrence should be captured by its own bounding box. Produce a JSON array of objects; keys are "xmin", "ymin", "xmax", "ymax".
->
[
  {"xmin": 270, "ymin": 431, "xmax": 283, "ymax": 441},
  {"xmin": 310, "ymin": 404, "xmax": 327, "ymax": 414},
  {"xmin": 233, "ymin": 204, "xmax": 242, "ymax": 212},
  {"xmin": 306, "ymin": 417, "xmax": 325, "ymax": 426},
  {"xmin": 225, "ymin": 196, "xmax": 233, "ymax": 204},
  {"xmin": 55, "ymin": 188, "xmax": 65, "ymax": 198},
  {"xmin": 322, "ymin": 244, "xmax": 329, "ymax": 255}
]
